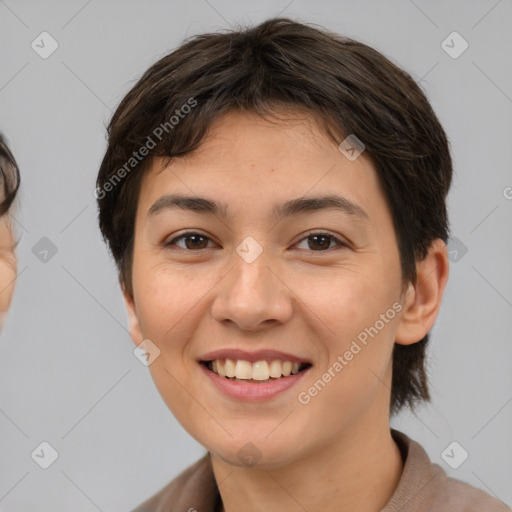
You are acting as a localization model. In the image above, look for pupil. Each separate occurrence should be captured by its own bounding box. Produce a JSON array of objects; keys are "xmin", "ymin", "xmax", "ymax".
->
[
  {"xmin": 186, "ymin": 235, "xmax": 207, "ymax": 250},
  {"xmin": 309, "ymin": 235, "xmax": 330, "ymax": 250}
]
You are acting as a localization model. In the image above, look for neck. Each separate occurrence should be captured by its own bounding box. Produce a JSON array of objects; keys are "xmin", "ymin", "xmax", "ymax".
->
[{"xmin": 210, "ymin": 418, "xmax": 403, "ymax": 512}]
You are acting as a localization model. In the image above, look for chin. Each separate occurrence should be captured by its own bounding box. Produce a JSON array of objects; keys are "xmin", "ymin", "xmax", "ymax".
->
[{"xmin": 206, "ymin": 434, "xmax": 303, "ymax": 470}]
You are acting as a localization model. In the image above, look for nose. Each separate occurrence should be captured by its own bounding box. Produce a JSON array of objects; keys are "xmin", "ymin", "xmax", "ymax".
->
[{"xmin": 211, "ymin": 248, "xmax": 293, "ymax": 332}]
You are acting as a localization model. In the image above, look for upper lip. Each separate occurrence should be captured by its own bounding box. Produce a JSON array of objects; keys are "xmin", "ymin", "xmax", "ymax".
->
[{"xmin": 199, "ymin": 349, "xmax": 312, "ymax": 364}]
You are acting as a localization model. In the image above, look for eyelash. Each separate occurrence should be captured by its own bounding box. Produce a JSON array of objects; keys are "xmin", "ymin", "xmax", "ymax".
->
[{"xmin": 164, "ymin": 230, "xmax": 347, "ymax": 252}]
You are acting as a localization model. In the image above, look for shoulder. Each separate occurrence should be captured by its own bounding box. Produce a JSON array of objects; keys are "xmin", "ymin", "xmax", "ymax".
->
[
  {"xmin": 385, "ymin": 430, "xmax": 510, "ymax": 512},
  {"xmin": 427, "ymin": 470, "xmax": 511, "ymax": 511},
  {"xmin": 130, "ymin": 453, "xmax": 219, "ymax": 512}
]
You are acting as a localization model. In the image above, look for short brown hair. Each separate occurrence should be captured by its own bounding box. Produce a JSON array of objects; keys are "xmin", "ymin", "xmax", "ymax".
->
[
  {"xmin": 0, "ymin": 133, "xmax": 20, "ymax": 216},
  {"xmin": 96, "ymin": 17, "xmax": 452, "ymax": 414}
]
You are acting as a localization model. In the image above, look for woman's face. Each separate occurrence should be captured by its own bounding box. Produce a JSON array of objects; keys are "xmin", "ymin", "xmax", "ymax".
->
[
  {"xmin": 0, "ymin": 214, "xmax": 16, "ymax": 327},
  {"xmin": 125, "ymin": 109, "xmax": 414, "ymax": 468}
]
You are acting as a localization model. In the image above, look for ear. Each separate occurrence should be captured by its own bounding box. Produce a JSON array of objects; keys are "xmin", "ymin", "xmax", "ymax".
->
[
  {"xmin": 122, "ymin": 283, "xmax": 144, "ymax": 346},
  {"xmin": 395, "ymin": 238, "xmax": 450, "ymax": 346}
]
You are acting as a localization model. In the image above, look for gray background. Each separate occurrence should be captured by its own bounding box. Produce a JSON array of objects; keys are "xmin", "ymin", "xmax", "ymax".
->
[{"xmin": 0, "ymin": 0, "xmax": 511, "ymax": 510}]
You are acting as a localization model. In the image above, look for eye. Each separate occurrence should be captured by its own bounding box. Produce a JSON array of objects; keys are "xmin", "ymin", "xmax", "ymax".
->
[
  {"xmin": 164, "ymin": 231, "xmax": 347, "ymax": 252},
  {"xmin": 165, "ymin": 231, "xmax": 215, "ymax": 251},
  {"xmin": 294, "ymin": 232, "xmax": 347, "ymax": 252}
]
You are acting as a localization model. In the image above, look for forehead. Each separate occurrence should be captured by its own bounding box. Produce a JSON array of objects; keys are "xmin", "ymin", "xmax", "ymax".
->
[
  {"xmin": 184, "ymin": 107, "xmax": 341, "ymax": 161},
  {"xmin": 137, "ymin": 109, "xmax": 387, "ymax": 225}
]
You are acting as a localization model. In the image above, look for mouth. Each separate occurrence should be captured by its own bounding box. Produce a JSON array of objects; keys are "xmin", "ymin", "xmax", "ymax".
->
[
  {"xmin": 200, "ymin": 359, "xmax": 313, "ymax": 383},
  {"xmin": 197, "ymin": 349, "xmax": 313, "ymax": 401}
]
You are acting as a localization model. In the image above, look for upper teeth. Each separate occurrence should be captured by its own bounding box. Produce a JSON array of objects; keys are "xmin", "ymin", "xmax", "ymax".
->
[{"xmin": 211, "ymin": 359, "xmax": 304, "ymax": 380}]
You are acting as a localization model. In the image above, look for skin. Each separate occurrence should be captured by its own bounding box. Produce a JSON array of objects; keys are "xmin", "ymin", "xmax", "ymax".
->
[
  {"xmin": 124, "ymin": 108, "xmax": 449, "ymax": 512},
  {"xmin": 0, "ymin": 214, "xmax": 17, "ymax": 327}
]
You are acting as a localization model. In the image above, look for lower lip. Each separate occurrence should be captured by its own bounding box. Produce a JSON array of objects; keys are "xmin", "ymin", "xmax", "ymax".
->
[{"xmin": 199, "ymin": 363, "xmax": 311, "ymax": 402}]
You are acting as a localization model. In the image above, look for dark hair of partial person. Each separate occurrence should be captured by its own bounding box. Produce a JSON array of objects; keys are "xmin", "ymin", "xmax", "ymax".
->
[
  {"xmin": 96, "ymin": 17, "xmax": 453, "ymax": 415},
  {"xmin": 0, "ymin": 133, "xmax": 20, "ymax": 216}
]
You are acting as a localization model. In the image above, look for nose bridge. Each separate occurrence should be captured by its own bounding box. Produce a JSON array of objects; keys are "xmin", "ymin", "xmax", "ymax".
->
[
  {"xmin": 211, "ymin": 239, "xmax": 292, "ymax": 330},
  {"xmin": 232, "ymin": 244, "xmax": 272, "ymax": 297}
]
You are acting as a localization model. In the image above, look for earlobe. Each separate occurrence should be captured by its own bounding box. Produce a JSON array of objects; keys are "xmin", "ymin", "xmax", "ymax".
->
[
  {"xmin": 395, "ymin": 239, "xmax": 450, "ymax": 346},
  {"xmin": 122, "ymin": 286, "xmax": 144, "ymax": 346}
]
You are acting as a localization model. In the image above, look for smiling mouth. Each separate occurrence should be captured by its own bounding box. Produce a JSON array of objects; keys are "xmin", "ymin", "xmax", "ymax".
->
[{"xmin": 201, "ymin": 359, "xmax": 312, "ymax": 383}]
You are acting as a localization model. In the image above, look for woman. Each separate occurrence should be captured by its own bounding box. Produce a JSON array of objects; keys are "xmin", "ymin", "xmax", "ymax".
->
[{"xmin": 96, "ymin": 17, "xmax": 510, "ymax": 512}]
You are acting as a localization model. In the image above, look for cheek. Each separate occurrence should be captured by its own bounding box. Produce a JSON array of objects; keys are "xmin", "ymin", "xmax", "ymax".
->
[
  {"xmin": 300, "ymin": 269, "xmax": 399, "ymax": 398},
  {"xmin": 303, "ymin": 265, "xmax": 397, "ymax": 342},
  {"xmin": 132, "ymin": 263, "xmax": 210, "ymax": 344},
  {"xmin": 0, "ymin": 257, "xmax": 16, "ymax": 313}
]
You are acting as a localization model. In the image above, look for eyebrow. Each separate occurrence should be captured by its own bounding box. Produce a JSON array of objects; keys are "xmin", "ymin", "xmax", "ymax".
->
[{"xmin": 147, "ymin": 193, "xmax": 369, "ymax": 222}]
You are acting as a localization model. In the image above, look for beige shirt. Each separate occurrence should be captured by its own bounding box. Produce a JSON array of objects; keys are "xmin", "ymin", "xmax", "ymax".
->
[{"xmin": 131, "ymin": 429, "xmax": 510, "ymax": 511}]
